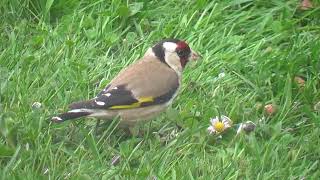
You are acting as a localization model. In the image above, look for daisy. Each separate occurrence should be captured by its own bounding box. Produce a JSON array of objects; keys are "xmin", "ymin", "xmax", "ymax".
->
[{"xmin": 207, "ymin": 115, "xmax": 232, "ymax": 135}]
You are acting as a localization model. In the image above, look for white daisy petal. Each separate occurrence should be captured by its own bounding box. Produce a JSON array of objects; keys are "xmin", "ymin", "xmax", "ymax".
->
[
  {"xmin": 223, "ymin": 120, "xmax": 232, "ymax": 127},
  {"xmin": 221, "ymin": 115, "xmax": 231, "ymax": 122},
  {"xmin": 207, "ymin": 126, "xmax": 216, "ymax": 134},
  {"xmin": 210, "ymin": 117, "xmax": 219, "ymax": 124},
  {"xmin": 224, "ymin": 123, "xmax": 231, "ymax": 128}
]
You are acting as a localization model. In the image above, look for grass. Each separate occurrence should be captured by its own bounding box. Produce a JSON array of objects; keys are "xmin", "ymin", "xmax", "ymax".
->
[{"xmin": 1, "ymin": 0, "xmax": 320, "ymax": 179}]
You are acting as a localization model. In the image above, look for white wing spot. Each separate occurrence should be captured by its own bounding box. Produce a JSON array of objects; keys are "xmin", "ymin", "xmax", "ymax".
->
[
  {"xmin": 69, "ymin": 109, "xmax": 85, "ymax": 113},
  {"xmin": 95, "ymin": 101, "xmax": 105, "ymax": 106},
  {"xmin": 52, "ymin": 116, "xmax": 62, "ymax": 121},
  {"xmin": 113, "ymin": 87, "xmax": 118, "ymax": 90},
  {"xmin": 103, "ymin": 93, "xmax": 111, "ymax": 97}
]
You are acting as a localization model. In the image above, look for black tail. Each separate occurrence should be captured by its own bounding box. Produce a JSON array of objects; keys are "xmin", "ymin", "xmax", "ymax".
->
[
  {"xmin": 51, "ymin": 99, "xmax": 98, "ymax": 123},
  {"xmin": 51, "ymin": 111, "xmax": 92, "ymax": 123}
]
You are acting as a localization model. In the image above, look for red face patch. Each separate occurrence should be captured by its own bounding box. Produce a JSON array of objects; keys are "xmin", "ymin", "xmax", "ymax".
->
[
  {"xmin": 176, "ymin": 41, "xmax": 189, "ymax": 50},
  {"xmin": 176, "ymin": 41, "xmax": 191, "ymax": 69}
]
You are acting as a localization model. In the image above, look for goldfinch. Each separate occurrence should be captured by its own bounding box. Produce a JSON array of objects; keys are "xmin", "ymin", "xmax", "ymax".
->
[{"xmin": 51, "ymin": 39, "xmax": 200, "ymax": 127}]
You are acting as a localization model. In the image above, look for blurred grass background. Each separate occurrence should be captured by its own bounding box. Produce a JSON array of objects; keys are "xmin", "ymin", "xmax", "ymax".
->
[{"xmin": 0, "ymin": 0, "xmax": 320, "ymax": 179}]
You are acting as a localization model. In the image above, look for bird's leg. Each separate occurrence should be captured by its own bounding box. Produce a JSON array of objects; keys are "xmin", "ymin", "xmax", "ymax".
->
[
  {"xmin": 95, "ymin": 119, "xmax": 101, "ymax": 135},
  {"xmin": 123, "ymin": 126, "xmax": 144, "ymax": 137},
  {"xmin": 122, "ymin": 127, "xmax": 132, "ymax": 137}
]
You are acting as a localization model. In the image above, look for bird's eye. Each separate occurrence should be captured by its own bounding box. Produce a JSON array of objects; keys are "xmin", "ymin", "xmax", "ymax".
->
[{"xmin": 177, "ymin": 49, "xmax": 186, "ymax": 57}]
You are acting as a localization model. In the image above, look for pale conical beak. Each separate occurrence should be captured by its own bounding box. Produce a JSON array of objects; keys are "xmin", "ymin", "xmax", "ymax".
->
[{"xmin": 190, "ymin": 49, "xmax": 201, "ymax": 61}]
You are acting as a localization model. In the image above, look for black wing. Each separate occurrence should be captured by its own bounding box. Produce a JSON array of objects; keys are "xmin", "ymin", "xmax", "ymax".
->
[{"xmin": 69, "ymin": 84, "xmax": 179, "ymax": 110}]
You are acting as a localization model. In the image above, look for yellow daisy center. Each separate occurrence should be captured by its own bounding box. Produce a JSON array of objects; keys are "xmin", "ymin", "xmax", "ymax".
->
[{"xmin": 214, "ymin": 121, "xmax": 225, "ymax": 132}]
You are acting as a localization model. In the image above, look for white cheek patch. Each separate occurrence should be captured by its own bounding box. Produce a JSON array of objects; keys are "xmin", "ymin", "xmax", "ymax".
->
[
  {"xmin": 163, "ymin": 42, "xmax": 177, "ymax": 52},
  {"xmin": 162, "ymin": 41, "xmax": 183, "ymax": 76},
  {"xmin": 164, "ymin": 52, "xmax": 183, "ymax": 76}
]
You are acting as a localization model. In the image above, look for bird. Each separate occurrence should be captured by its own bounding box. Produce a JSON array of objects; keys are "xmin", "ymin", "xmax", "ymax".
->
[{"xmin": 51, "ymin": 38, "xmax": 200, "ymax": 130}]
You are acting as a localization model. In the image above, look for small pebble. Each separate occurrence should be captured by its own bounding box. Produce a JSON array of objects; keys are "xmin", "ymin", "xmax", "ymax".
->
[
  {"xmin": 32, "ymin": 102, "xmax": 42, "ymax": 109},
  {"xmin": 265, "ymin": 46, "xmax": 272, "ymax": 53},
  {"xmin": 294, "ymin": 76, "xmax": 305, "ymax": 88}
]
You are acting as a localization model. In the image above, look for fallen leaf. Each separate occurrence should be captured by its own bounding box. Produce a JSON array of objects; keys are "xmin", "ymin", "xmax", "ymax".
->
[
  {"xmin": 110, "ymin": 155, "xmax": 121, "ymax": 166},
  {"xmin": 300, "ymin": 0, "xmax": 313, "ymax": 10}
]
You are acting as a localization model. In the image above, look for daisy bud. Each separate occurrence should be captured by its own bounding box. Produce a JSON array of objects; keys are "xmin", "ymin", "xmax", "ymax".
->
[
  {"xmin": 264, "ymin": 104, "xmax": 276, "ymax": 116},
  {"xmin": 237, "ymin": 121, "xmax": 256, "ymax": 134},
  {"xmin": 242, "ymin": 121, "xmax": 256, "ymax": 133},
  {"xmin": 300, "ymin": 0, "xmax": 313, "ymax": 10},
  {"xmin": 294, "ymin": 76, "xmax": 305, "ymax": 88}
]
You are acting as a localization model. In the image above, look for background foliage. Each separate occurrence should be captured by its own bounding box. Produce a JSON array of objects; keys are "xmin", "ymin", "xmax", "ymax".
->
[{"xmin": 1, "ymin": 0, "xmax": 320, "ymax": 179}]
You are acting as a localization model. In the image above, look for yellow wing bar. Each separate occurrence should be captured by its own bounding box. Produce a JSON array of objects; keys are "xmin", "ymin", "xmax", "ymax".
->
[{"xmin": 109, "ymin": 97, "xmax": 154, "ymax": 110}]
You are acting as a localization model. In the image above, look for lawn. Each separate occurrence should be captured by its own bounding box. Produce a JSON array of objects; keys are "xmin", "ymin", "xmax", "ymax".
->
[{"xmin": 1, "ymin": 0, "xmax": 320, "ymax": 179}]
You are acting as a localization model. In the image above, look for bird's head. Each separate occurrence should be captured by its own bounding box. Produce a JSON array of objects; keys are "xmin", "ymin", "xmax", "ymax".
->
[{"xmin": 150, "ymin": 39, "xmax": 201, "ymax": 74}]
